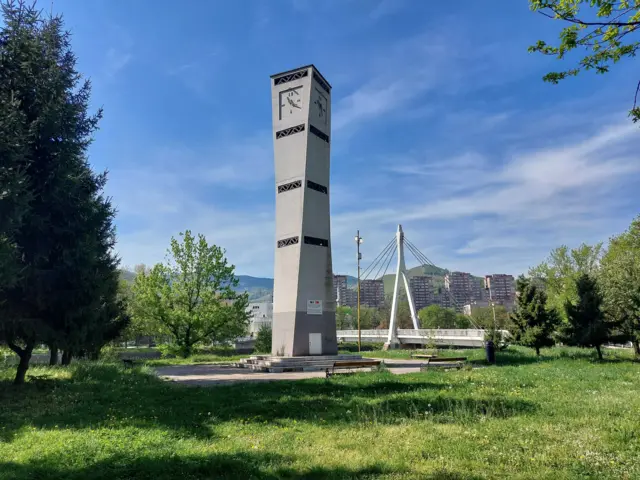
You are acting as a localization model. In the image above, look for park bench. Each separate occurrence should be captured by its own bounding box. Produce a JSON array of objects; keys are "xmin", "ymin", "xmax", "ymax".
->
[
  {"xmin": 325, "ymin": 359, "xmax": 381, "ymax": 378},
  {"xmin": 122, "ymin": 359, "xmax": 140, "ymax": 368},
  {"xmin": 410, "ymin": 354, "xmax": 436, "ymax": 359},
  {"xmin": 420, "ymin": 357, "xmax": 467, "ymax": 371}
]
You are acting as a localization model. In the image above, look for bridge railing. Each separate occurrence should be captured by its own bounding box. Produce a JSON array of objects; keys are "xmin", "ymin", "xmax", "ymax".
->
[{"xmin": 336, "ymin": 329, "xmax": 510, "ymax": 339}]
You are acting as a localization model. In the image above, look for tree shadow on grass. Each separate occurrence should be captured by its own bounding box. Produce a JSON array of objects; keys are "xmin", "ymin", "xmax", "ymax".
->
[
  {"xmin": 468, "ymin": 347, "xmax": 632, "ymax": 367},
  {"xmin": 0, "ymin": 363, "xmax": 535, "ymax": 443},
  {"xmin": 0, "ymin": 451, "xmax": 408, "ymax": 480}
]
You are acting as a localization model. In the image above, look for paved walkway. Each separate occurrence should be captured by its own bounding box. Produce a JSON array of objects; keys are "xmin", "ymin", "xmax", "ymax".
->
[{"xmin": 155, "ymin": 358, "xmax": 428, "ymax": 386}]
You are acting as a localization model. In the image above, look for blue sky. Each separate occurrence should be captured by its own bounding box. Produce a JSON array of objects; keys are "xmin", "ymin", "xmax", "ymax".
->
[{"xmin": 50, "ymin": 0, "xmax": 640, "ymax": 278}]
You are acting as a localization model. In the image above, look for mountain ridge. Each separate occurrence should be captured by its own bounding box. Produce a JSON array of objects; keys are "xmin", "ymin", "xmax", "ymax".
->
[{"xmin": 120, "ymin": 267, "xmax": 480, "ymax": 301}]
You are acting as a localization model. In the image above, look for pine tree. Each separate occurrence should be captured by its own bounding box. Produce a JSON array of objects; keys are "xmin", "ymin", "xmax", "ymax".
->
[
  {"xmin": 563, "ymin": 273, "xmax": 611, "ymax": 360},
  {"xmin": 511, "ymin": 276, "xmax": 559, "ymax": 356},
  {"xmin": 0, "ymin": 1, "xmax": 124, "ymax": 382}
]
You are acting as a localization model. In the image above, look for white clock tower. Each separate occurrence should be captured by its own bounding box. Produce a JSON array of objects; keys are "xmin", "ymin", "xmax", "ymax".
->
[{"xmin": 270, "ymin": 65, "xmax": 337, "ymax": 356}]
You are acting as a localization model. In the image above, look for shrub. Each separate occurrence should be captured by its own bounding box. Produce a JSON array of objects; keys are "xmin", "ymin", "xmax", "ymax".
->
[{"xmin": 254, "ymin": 325, "xmax": 272, "ymax": 353}]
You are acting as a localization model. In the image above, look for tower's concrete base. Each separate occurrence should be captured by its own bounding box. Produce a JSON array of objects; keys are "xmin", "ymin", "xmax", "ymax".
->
[{"xmin": 236, "ymin": 354, "xmax": 361, "ymax": 373}]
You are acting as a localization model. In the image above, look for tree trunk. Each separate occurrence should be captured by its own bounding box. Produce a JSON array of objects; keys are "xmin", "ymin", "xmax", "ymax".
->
[
  {"xmin": 9, "ymin": 341, "xmax": 35, "ymax": 385},
  {"xmin": 633, "ymin": 339, "xmax": 640, "ymax": 358},
  {"xmin": 49, "ymin": 346, "xmax": 59, "ymax": 366},
  {"xmin": 61, "ymin": 350, "xmax": 72, "ymax": 365},
  {"xmin": 535, "ymin": 346, "xmax": 540, "ymax": 357},
  {"xmin": 595, "ymin": 344, "xmax": 603, "ymax": 360}
]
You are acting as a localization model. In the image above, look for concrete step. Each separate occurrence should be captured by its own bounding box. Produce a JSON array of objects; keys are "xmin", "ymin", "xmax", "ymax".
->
[{"xmin": 236, "ymin": 355, "xmax": 365, "ymax": 373}]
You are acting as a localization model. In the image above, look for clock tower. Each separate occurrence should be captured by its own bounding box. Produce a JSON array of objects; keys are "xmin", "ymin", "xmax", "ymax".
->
[{"xmin": 270, "ymin": 65, "xmax": 337, "ymax": 356}]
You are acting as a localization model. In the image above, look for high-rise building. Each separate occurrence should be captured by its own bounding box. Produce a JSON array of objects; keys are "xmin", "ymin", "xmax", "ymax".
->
[
  {"xmin": 333, "ymin": 275, "xmax": 348, "ymax": 304},
  {"xmin": 337, "ymin": 287, "xmax": 357, "ymax": 308},
  {"xmin": 360, "ymin": 279, "xmax": 385, "ymax": 308},
  {"xmin": 445, "ymin": 271, "xmax": 474, "ymax": 310},
  {"xmin": 409, "ymin": 275, "xmax": 434, "ymax": 311},
  {"xmin": 434, "ymin": 286, "xmax": 452, "ymax": 309},
  {"xmin": 486, "ymin": 274, "xmax": 514, "ymax": 302},
  {"xmin": 470, "ymin": 278, "xmax": 484, "ymax": 302}
]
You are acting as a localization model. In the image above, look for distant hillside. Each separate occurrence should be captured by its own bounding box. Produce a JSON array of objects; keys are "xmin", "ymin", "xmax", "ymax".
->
[
  {"xmin": 119, "ymin": 269, "xmax": 136, "ymax": 283},
  {"xmin": 120, "ymin": 269, "xmax": 356, "ymax": 302}
]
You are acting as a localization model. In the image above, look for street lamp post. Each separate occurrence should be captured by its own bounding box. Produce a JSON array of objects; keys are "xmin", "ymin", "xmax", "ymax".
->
[{"xmin": 355, "ymin": 231, "xmax": 363, "ymax": 352}]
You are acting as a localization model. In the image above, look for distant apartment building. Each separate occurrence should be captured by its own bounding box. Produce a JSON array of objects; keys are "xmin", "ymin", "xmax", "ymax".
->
[
  {"xmin": 409, "ymin": 275, "xmax": 434, "ymax": 311},
  {"xmin": 360, "ymin": 279, "xmax": 385, "ymax": 308},
  {"xmin": 486, "ymin": 274, "xmax": 515, "ymax": 302},
  {"xmin": 434, "ymin": 287, "xmax": 452, "ymax": 309},
  {"xmin": 445, "ymin": 271, "xmax": 474, "ymax": 310},
  {"xmin": 246, "ymin": 302, "xmax": 273, "ymax": 335},
  {"xmin": 333, "ymin": 275, "xmax": 348, "ymax": 304},
  {"xmin": 470, "ymin": 278, "xmax": 484, "ymax": 302},
  {"xmin": 337, "ymin": 287, "xmax": 357, "ymax": 308}
]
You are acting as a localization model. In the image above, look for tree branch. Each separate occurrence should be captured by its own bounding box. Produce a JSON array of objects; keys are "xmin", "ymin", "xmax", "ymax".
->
[{"xmin": 540, "ymin": 6, "xmax": 640, "ymax": 27}]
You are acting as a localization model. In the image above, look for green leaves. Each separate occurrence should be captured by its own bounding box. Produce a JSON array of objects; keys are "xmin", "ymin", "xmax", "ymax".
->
[
  {"xmin": 131, "ymin": 231, "xmax": 250, "ymax": 357},
  {"xmin": 418, "ymin": 304, "xmax": 470, "ymax": 329},
  {"xmin": 511, "ymin": 276, "xmax": 559, "ymax": 355},
  {"xmin": 600, "ymin": 215, "xmax": 640, "ymax": 355},
  {"xmin": 528, "ymin": 0, "xmax": 640, "ymax": 123}
]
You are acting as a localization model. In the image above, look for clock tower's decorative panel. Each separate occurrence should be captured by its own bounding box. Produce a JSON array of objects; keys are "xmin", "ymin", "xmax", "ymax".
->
[{"xmin": 270, "ymin": 65, "xmax": 337, "ymax": 357}]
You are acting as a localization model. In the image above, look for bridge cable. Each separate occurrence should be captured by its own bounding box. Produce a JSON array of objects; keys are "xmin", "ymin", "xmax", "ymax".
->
[
  {"xmin": 372, "ymin": 241, "xmax": 396, "ymax": 281},
  {"xmin": 403, "ymin": 237, "xmax": 479, "ymax": 328},
  {"xmin": 360, "ymin": 237, "xmax": 395, "ymax": 281},
  {"xmin": 379, "ymin": 244, "xmax": 396, "ymax": 279}
]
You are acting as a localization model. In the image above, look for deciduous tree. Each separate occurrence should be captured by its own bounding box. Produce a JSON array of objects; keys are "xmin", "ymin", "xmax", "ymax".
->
[
  {"xmin": 529, "ymin": 243, "xmax": 602, "ymax": 321},
  {"xmin": 336, "ymin": 306, "xmax": 353, "ymax": 330},
  {"xmin": 600, "ymin": 216, "xmax": 640, "ymax": 356},
  {"xmin": 131, "ymin": 231, "xmax": 249, "ymax": 357},
  {"xmin": 418, "ymin": 305, "xmax": 470, "ymax": 328},
  {"xmin": 529, "ymin": 0, "xmax": 640, "ymax": 122}
]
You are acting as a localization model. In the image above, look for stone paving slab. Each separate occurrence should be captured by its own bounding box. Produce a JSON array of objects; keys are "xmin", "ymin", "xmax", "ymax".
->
[{"xmin": 155, "ymin": 358, "xmax": 427, "ymax": 386}]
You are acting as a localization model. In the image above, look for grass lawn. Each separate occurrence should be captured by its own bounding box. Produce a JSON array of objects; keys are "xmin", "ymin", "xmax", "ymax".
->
[{"xmin": 1, "ymin": 347, "xmax": 639, "ymax": 479}]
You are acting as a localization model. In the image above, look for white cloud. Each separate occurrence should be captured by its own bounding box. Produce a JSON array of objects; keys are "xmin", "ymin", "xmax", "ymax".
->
[
  {"xmin": 329, "ymin": 118, "xmax": 640, "ymax": 277},
  {"xmin": 104, "ymin": 48, "xmax": 132, "ymax": 78}
]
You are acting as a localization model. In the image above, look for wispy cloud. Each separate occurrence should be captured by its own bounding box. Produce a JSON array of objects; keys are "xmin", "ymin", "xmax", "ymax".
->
[
  {"xmin": 109, "ymin": 132, "xmax": 274, "ymax": 276},
  {"xmin": 104, "ymin": 48, "xmax": 132, "ymax": 78},
  {"xmin": 330, "ymin": 117, "xmax": 640, "ymax": 276}
]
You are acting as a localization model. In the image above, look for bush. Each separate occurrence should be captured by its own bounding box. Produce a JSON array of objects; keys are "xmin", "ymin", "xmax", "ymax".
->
[
  {"xmin": 157, "ymin": 343, "xmax": 183, "ymax": 358},
  {"xmin": 338, "ymin": 342, "xmax": 384, "ymax": 352},
  {"xmin": 254, "ymin": 325, "xmax": 272, "ymax": 353}
]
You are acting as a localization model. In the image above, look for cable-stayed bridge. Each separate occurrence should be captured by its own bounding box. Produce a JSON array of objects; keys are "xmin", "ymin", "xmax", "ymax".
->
[{"xmin": 355, "ymin": 224, "xmax": 490, "ymax": 349}]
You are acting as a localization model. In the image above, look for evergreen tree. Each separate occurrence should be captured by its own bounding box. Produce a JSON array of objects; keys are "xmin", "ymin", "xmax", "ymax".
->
[
  {"xmin": 563, "ymin": 273, "xmax": 611, "ymax": 360},
  {"xmin": 511, "ymin": 275, "xmax": 559, "ymax": 356},
  {"xmin": 0, "ymin": 1, "xmax": 123, "ymax": 382}
]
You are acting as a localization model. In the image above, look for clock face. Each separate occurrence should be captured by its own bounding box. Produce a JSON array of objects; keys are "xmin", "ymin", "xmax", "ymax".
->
[
  {"xmin": 313, "ymin": 88, "xmax": 328, "ymax": 125},
  {"xmin": 279, "ymin": 86, "xmax": 303, "ymax": 120}
]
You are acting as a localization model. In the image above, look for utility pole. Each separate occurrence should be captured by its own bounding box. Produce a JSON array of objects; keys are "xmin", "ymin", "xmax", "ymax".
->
[
  {"xmin": 355, "ymin": 231, "xmax": 363, "ymax": 352},
  {"xmin": 484, "ymin": 276, "xmax": 497, "ymax": 332}
]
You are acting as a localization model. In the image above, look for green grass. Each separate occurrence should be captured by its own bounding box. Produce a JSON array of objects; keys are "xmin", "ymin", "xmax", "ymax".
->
[{"xmin": 1, "ymin": 347, "xmax": 639, "ymax": 479}]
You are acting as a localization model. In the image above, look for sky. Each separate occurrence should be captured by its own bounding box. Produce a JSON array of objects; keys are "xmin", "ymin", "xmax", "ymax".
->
[{"xmin": 48, "ymin": 0, "xmax": 640, "ymax": 279}]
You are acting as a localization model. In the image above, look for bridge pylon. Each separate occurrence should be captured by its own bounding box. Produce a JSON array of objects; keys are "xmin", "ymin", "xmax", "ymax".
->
[{"xmin": 385, "ymin": 224, "xmax": 420, "ymax": 349}]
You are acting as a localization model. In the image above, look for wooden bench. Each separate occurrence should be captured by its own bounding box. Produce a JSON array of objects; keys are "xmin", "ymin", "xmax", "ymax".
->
[
  {"xmin": 411, "ymin": 354, "xmax": 436, "ymax": 359},
  {"xmin": 420, "ymin": 357, "xmax": 467, "ymax": 371},
  {"xmin": 326, "ymin": 359, "xmax": 381, "ymax": 378}
]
